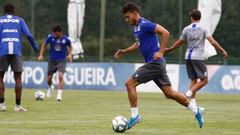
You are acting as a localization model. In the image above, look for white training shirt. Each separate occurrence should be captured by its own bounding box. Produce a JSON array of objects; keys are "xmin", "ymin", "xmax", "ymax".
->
[{"xmin": 180, "ymin": 22, "xmax": 211, "ymax": 60}]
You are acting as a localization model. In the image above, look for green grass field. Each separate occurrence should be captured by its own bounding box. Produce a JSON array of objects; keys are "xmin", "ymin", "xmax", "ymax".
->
[{"xmin": 0, "ymin": 89, "xmax": 240, "ymax": 135}]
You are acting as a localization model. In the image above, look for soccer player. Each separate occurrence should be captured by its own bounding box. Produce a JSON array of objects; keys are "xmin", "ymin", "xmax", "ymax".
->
[
  {"xmin": 38, "ymin": 25, "xmax": 72, "ymax": 101},
  {"xmin": 0, "ymin": 3, "xmax": 39, "ymax": 112},
  {"xmin": 165, "ymin": 9, "xmax": 228, "ymax": 106},
  {"xmin": 114, "ymin": 2, "xmax": 204, "ymax": 129}
]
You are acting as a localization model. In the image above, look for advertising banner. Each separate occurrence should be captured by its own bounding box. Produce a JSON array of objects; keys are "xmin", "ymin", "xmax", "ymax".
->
[
  {"xmin": 4, "ymin": 62, "xmax": 240, "ymax": 94},
  {"xmin": 178, "ymin": 65, "xmax": 240, "ymax": 94},
  {"xmin": 4, "ymin": 62, "xmax": 134, "ymax": 91}
]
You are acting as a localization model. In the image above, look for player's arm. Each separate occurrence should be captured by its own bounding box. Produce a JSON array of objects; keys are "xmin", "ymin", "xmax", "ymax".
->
[
  {"xmin": 114, "ymin": 42, "xmax": 139, "ymax": 59},
  {"xmin": 37, "ymin": 43, "xmax": 47, "ymax": 61},
  {"xmin": 154, "ymin": 24, "xmax": 169, "ymax": 60},
  {"xmin": 207, "ymin": 36, "xmax": 228, "ymax": 59},
  {"xmin": 165, "ymin": 39, "xmax": 185, "ymax": 53},
  {"xmin": 21, "ymin": 19, "xmax": 40, "ymax": 53},
  {"xmin": 67, "ymin": 45, "xmax": 73, "ymax": 62}
]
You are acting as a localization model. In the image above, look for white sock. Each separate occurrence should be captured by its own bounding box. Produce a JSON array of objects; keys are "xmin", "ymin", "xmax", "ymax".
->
[
  {"xmin": 187, "ymin": 102, "xmax": 198, "ymax": 115},
  {"xmin": 48, "ymin": 85, "xmax": 54, "ymax": 90},
  {"xmin": 58, "ymin": 89, "xmax": 62, "ymax": 95},
  {"xmin": 185, "ymin": 90, "xmax": 193, "ymax": 98},
  {"xmin": 191, "ymin": 98, "xmax": 197, "ymax": 106},
  {"xmin": 131, "ymin": 107, "xmax": 139, "ymax": 118}
]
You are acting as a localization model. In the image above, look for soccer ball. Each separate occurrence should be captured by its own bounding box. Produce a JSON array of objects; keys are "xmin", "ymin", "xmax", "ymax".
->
[
  {"xmin": 112, "ymin": 115, "xmax": 128, "ymax": 133},
  {"xmin": 35, "ymin": 90, "xmax": 46, "ymax": 101}
]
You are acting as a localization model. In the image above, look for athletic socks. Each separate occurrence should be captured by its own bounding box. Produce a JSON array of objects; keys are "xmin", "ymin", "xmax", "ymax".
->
[
  {"xmin": 58, "ymin": 89, "xmax": 62, "ymax": 95},
  {"xmin": 191, "ymin": 98, "xmax": 197, "ymax": 106},
  {"xmin": 185, "ymin": 90, "xmax": 193, "ymax": 98},
  {"xmin": 187, "ymin": 102, "xmax": 198, "ymax": 115},
  {"xmin": 131, "ymin": 107, "xmax": 139, "ymax": 118}
]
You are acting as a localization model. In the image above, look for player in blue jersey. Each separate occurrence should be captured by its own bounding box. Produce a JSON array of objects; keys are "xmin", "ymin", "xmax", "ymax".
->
[
  {"xmin": 114, "ymin": 2, "xmax": 204, "ymax": 129},
  {"xmin": 0, "ymin": 3, "xmax": 39, "ymax": 112},
  {"xmin": 165, "ymin": 9, "xmax": 228, "ymax": 106},
  {"xmin": 38, "ymin": 25, "xmax": 72, "ymax": 101}
]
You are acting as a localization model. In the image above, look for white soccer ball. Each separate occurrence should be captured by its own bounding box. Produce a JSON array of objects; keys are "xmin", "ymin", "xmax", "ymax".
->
[
  {"xmin": 35, "ymin": 90, "xmax": 46, "ymax": 101},
  {"xmin": 112, "ymin": 115, "xmax": 128, "ymax": 133}
]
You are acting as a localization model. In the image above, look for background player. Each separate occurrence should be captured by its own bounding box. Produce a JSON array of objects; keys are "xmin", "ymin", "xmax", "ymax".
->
[
  {"xmin": 0, "ymin": 3, "xmax": 39, "ymax": 112},
  {"xmin": 114, "ymin": 2, "xmax": 204, "ymax": 129},
  {"xmin": 38, "ymin": 25, "xmax": 72, "ymax": 101},
  {"xmin": 165, "ymin": 9, "xmax": 228, "ymax": 105}
]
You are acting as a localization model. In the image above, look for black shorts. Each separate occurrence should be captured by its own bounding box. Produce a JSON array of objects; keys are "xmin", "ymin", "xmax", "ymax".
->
[
  {"xmin": 131, "ymin": 62, "xmax": 171, "ymax": 88},
  {"xmin": 48, "ymin": 60, "xmax": 67, "ymax": 75},
  {"xmin": 185, "ymin": 60, "xmax": 207, "ymax": 79},
  {"xmin": 0, "ymin": 55, "xmax": 23, "ymax": 72}
]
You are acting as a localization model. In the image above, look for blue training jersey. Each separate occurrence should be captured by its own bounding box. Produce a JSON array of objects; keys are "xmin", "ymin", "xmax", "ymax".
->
[
  {"xmin": 45, "ymin": 34, "xmax": 71, "ymax": 61},
  {"xmin": 133, "ymin": 17, "xmax": 165, "ymax": 63},
  {"xmin": 0, "ymin": 14, "xmax": 37, "ymax": 56}
]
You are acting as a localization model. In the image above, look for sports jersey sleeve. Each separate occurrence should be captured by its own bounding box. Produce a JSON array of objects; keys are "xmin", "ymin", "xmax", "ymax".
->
[
  {"xmin": 204, "ymin": 28, "xmax": 211, "ymax": 38},
  {"xmin": 180, "ymin": 28, "xmax": 187, "ymax": 41},
  {"xmin": 66, "ymin": 38, "xmax": 72, "ymax": 47},
  {"xmin": 21, "ymin": 19, "xmax": 32, "ymax": 37},
  {"xmin": 45, "ymin": 34, "xmax": 52, "ymax": 45},
  {"xmin": 142, "ymin": 21, "xmax": 156, "ymax": 33},
  {"xmin": 21, "ymin": 19, "xmax": 39, "ymax": 53}
]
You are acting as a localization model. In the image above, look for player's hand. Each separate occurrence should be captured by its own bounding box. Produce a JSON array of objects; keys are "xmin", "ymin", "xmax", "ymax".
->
[
  {"xmin": 222, "ymin": 51, "xmax": 228, "ymax": 60},
  {"xmin": 153, "ymin": 52, "xmax": 163, "ymax": 60},
  {"xmin": 114, "ymin": 49, "xmax": 126, "ymax": 59},
  {"xmin": 37, "ymin": 55, "xmax": 43, "ymax": 61},
  {"xmin": 67, "ymin": 55, "xmax": 73, "ymax": 62}
]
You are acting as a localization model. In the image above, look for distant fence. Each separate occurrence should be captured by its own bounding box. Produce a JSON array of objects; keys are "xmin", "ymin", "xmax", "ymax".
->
[{"xmin": 3, "ymin": 62, "xmax": 240, "ymax": 94}]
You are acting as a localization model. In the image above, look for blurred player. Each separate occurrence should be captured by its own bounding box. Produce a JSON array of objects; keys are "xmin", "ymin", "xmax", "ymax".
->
[
  {"xmin": 115, "ymin": 2, "xmax": 204, "ymax": 129},
  {"xmin": 0, "ymin": 3, "xmax": 39, "ymax": 112},
  {"xmin": 165, "ymin": 9, "xmax": 228, "ymax": 106},
  {"xmin": 38, "ymin": 25, "xmax": 72, "ymax": 101}
]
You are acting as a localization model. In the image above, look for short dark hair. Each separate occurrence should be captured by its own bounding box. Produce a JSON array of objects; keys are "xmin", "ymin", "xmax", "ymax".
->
[
  {"xmin": 189, "ymin": 9, "xmax": 201, "ymax": 21},
  {"xmin": 122, "ymin": 2, "xmax": 140, "ymax": 14},
  {"xmin": 52, "ymin": 24, "xmax": 62, "ymax": 32},
  {"xmin": 3, "ymin": 3, "xmax": 14, "ymax": 14}
]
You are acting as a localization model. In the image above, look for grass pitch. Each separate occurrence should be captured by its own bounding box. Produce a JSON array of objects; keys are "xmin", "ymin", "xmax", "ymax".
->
[{"xmin": 0, "ymin": 89, "xmax": 240, "ymax": 135}]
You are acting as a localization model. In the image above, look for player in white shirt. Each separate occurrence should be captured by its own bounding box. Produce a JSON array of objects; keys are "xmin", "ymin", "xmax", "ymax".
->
[{"xmin": 165, "ymin": 9, "xmax": 228, "ymax": 105}]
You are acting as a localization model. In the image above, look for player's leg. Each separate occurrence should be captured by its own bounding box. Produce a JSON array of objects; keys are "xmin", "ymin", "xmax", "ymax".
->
[
  {"xmin": 0, "ymin": 72, "xmax": 6, "ymax": 111},
  {"xmin": 190, "ymin": 79, "xmax": 197, "ymax": 90},
  {"xmin": 0, "ymin": 56, "xmax": 8, "ymax": 111},
  {"xmin": 48, "ymin": 74, "xmax": 53, "ymax": 86},
  {"xmin": 189, "ymin": 77, "xmax": 208, "ymax": 96},
  {"xmin": 125, "ymin": 78, "xmax": 139, "ymax": 110},
  {"xmin": 125, "ymin": 77, "xmax": 141, "ymax": 129},
  {"xmin": 56, "ymin": 71, "xmax": 64, "ymax": 101},
  {"xmin": 154, "ymin": 62, "xmax": 204, "ymax": 128},
  {"xmin": 11, "ymin": 55, "xmax": 26, "ymax": 112},
  {"xmin": 126, "ymin": 63, "xmax": 157, "ymax": 129},
  {"xmin": 185, "ymin": 60, "xmax": 208, "ymax": 98},
  {"xmin": 47, "ymin": 61, "xmax": 56, "ymax": 98},
  {"xmin": 189, "ymin": 78, "xmax": 197, "ymax": 105},
  {"xmin": 159, "ymin": 85, "xmax": 204, "ymax": 128},
  {"xmin": 14, "ymin": 72, "xmax": 22, "ymax": 104},
  {"xmin": 160, "ymin": 85, "xmax": 189, "ymax": 106},
  {"xmin": 47, "ymin": 74, "xmax": 54, "ymax": 97},
  {"xmin": 186, "ymin": 77, "xmax": 207, "ymax": 106},
  {"xmin": 56, "ymin": 60, "xmax": 66, "ymax": 101}
]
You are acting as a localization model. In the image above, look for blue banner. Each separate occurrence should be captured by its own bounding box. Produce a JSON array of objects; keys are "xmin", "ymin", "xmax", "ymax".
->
[
  {"xmin": 4, "ymin": 62, "xmax": 134, "ymax": 91},
  {"xmin": 3, "ymin": 62, "xmax": 240, "ymax": 94},
  {"xmin": 178, "ymin": 65, "xmax": 240, "ymax": 94}
]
